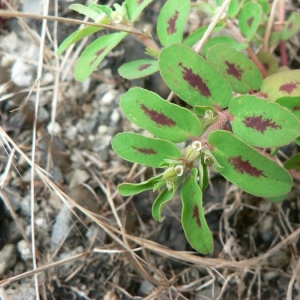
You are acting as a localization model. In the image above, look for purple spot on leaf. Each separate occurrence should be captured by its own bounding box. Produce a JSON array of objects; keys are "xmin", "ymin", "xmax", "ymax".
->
[
  {"xmin": 192, "ymin": 204, "xmax": 202, "ymax": 228},
  {"xmin": 132, "ymin": 146, "xmax": 157, "ymax": 155},
  {"xmin": 263, "ymin": 62, "xmax": 269, "ymax": 71},
  {"xmin": 178, "ymin": 62, "xmax": 211, "ymax": 97},
  {"xmin": 293, "ymin": 106, "xmax": 300, "ymax": 111},
  {"xmin": 279, "ymin": 82, "xmax": 299, "ymax": 94},
  {"xmin": 138, "ymin": 63, "xmax": 152, "ymax": 71},
  {"xmin": 247, "ymin": 16, "xmax": 254, "ymax": 27},
  {"xmin": 225, "ymin": 61, "xmax": 243, "ymax": 80},
  {"xmin": 288, "ymin": 22, "xmax": 293, "ymax": 29},
  {"xmin": 89, "ymin": 48, "xmax": 105, "ymax": 67},
  {"xmin": 140, "ymin": 104, "xmax": 176, "ymax": 127},
  {"xmin": 228, "ymin": 155, "xmax": 267, "ymax": 178},
  {"xmin": 167, "ymin": 10, "xmax": 179, "ymax": 35},
  {"xmin": 138, "ymin": 0, "xmax": 144, "ymax": 4},
  {"xmin": 243, "ymin": 115, "xmax": 282, "ymax": 133}
]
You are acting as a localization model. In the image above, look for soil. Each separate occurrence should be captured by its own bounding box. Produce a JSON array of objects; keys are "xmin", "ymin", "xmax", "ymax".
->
[{"xmin": 0, "ymin": 1, "xmax": 300, "ymax": 300}]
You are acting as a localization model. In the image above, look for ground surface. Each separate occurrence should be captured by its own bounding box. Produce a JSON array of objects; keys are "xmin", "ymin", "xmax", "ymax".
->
[{"xmin": 0, "ymin": 0, "xmax": 300, "ymax": 299}]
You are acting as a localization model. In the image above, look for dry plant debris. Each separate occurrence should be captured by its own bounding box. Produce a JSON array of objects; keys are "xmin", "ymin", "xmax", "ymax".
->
[{"xmin": 0, "ymin": 0, "xmax": 299, "ymax": 299}]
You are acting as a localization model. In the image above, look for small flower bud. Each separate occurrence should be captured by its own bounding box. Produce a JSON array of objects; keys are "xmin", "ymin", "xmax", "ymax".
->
[
  {"xmin": 203, "ymin": 155, "xmax": 214, "ymax": 166},
  {"xmin": 184, "ymin": 142, "xmax": 202, "ymax": 163},
  {"xmin": 162, "ymin": 165, "xmax": 183, "ymax": 182},
  {"xmin": 204, "ymin": 109, "xmax": 214, "ymax": 119}
]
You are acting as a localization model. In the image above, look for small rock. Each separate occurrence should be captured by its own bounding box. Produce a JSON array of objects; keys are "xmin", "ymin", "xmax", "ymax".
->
[
  {"xmin": 6, "ymin": 282, "xmax": 36, "ymax": 300},
  {"xmin": 69, "ymin": 169, "xmax": 90, "ymax": 188},
  {"xmin": 37, "ymin": 106, "xmax": 49, "ymax": 123},
  {"xmin": 0, "ymin": 244, "xmax": 17, "ymax": 275},
  {"xmin": 47, "ymin": 122, "xmax": 62, "ymax": 135},
  {"xmin": 11, "ymin": 60, "xmax": 36, "ymax": 87},
  {"xmin": 93, "ymin": 135, "xmax": 112, "ymax": 161},
  {"xmin": 49, "ymin": 167, "xmax": 64, "ymax": 183},
  {"xmin": 17, "ymin": 240, "xmax": 32, "ymax": 261},
  {"xmin": 138, "ymin": 280, "xmax": 155, "ymax": 296}
]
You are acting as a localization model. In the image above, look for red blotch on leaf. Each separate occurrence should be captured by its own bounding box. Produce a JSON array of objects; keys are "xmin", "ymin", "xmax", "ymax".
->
[
  {"xmin": 243, "ymin": 115, "xmax": 282, "ymax": 133},
  {"xmin": 89, "ymin": 48, "xmax": 105, "ymax": 67},
  {"xmin": 279, "ymin": 82, "xmax": 299, "ymax": 94},
  {"xmin": 132, "ymin": 146, "xmax": 157, "ymax": 155},
  {"xmin": 140, "ymin": 104, "xmax": 176, "ymax": 127},
  {"xmin": 178, "ymin": 62, "xmax": 211, "ymax": 97},
  {"xmin": 192, "ymin": 204, "xmax": 202, "ymax": 228},
  {"xmin": 228, "ymin": 155, "xmax": 267, "ymax": 178},
  {"xmin": 138, "ymin": 0, "xmax": 144, "ymax": 4},
  {"xmin": 288, "ymin": 22, "xmax": 294, "ymax": 29},
  {"xmin": 138, "ymin": 63, "xmax": 152, "ymax": 71},
  {"xmin": 293, "ymin": 106, "xmax": 300, "ymax": 111},
  {"xmin": 225, "ymin": 61, "xmax": 243, "ymax": 80},
  {"xmin": 263, "ymin": 62, "xmax": 269, "ymax": 71},
  {"xmin": 167, "ymin": 10, "xmax": 179, "ymax": 35},
  {"xmin": 247, "ymin": 16, "xmax": 254, "ymax": 27}
]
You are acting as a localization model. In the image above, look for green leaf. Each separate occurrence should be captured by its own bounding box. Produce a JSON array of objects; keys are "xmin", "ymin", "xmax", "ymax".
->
[
  {"xmin": 230, "ymin": 96, "xmax": 300, "ymax": 147},
  {"xmin": 202, "ymin": 36, "xmax": 248, "ymax": 57},
  {"xmin": 75, "ymin": 32, "xmax": 127, "ymax": 82},
  {"xmin": 152, "ymin": 188, "xmax": 175, "ymax": 221},
  {"xmin": 183, "ymin": 25, "xmax": 224, "ymax": 47},
  {"xmin": 281, "ymin": 12, "xmax": 300, "ymax": 41},
  {"xmin": 256, "ymin": 52, "xmax": 279, "ymax": 76},
  {"xmin": 199, "ymin": 158, "xmax": 209, "ymax": 191},
  {"xmin": 118, "ymin": 60, "xmax": 159, "ymax": 79},
  {"xmin": 157, "ymin": 0, "xmax": 190, "ymax": 46},
  {"xmin": 208, "ymin": 130, "xmax": 293, "ymax": 197},
  {"xmin": 125, "ymin": 0, "xmax": 153, "ymax": 22},
  {"xmin": 227, "ymin": 0, "xmax": 241, "ymax": 18},
  {"xmin": 265, "ymin": 193, "xmax": 288, "ymax": 203},
  {"xmin": 89, "ymin": 3, "xmax": 112, "ymax": 17},
  {"xmin": 57, "ymin": 26, "xmax": 103, "ymax": 56},
  {"xmin": 111, "ymin": 132, "xmax": 182, "ymax": 168},
  {"xmin": 120, "ymin": 88, "xmax": 203, "ymax": 142},
  {"xmin": 159, "ymin": 44, "xmax": 232, "ymax": 108},
  {"xmin": 284, "ymin": 153, "xmax": 300, "ymax": 170},
  {"xmin": 239, "ymin": 2, "xmax": 262, "ymax": 41},
  {"xmin": 118, "ymin": 174, "xmax": 163, "ymax": 196},
  {"xmin": 207, "ymin": 45, "xmax": 262, "ymax": 93},
  {"xmin": 181, "ymin": 168, "xmax": 213, "ymax": 254},
  {"xmin": 261, "ymin": 70, "xmax": 300, "ymax": 102},
  {"xmin": 275, "ymin": 96, "xmax": 300, "ymax": 119},
  {"xmin": 69, "ymin": 4, "xmax": 101, "ymax": 21},
  {"xmin": 257, "ymin": 0, "xmax": 270, "ymax": 14}
]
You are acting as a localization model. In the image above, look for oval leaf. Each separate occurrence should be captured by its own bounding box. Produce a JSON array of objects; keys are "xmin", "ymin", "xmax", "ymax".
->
[
  {"xmin": 281, "ymin": 12, "xmax": 300, "ymax": 41},
  {"xmin": 120, "ymin": 88, "xmax": 203, "ymax": 142},
  {"xmin": 118, "ymin": 174, "xmax": 163, "ymax": 196},
  {"xmin": 75, "ymin": 32, "xmax": 127, "ymax": 82},
  {"xmin": 284, "ymin": 153, "xmax": 300, "ymax": 170},
  {"xmin": 207, "ymin": 45, "xmax": 262, "ymax": 93},
  {"xmin": 57, "ymin": 26, "xmax": 103, "ymax": 56},
  {"xmin": 257, "ymin": 52, "xmax": 279, "ymax": 76},
  {"xmin": 239, "ymin": 3, "xmax": 262, "ymax": 41},
  {"xmin": 230, "ymin": 96, "xmax": 300, "ymax": 147},
  {"xmin": 261, "ymin": 70, "xmax": 300, "ymax": 102},
  {"xmin": 69, "ymin": 4, "xmax": 100, "ymax": 21},
  {"xmin": 152, "ymin": 188, "xmax": 175, "ymax": 221},
  {"xmin": 157, "ymin": 0, "xmax": 190, "ymax": 46},
  {"xmin": 118, "ymin": 60, "xmax": 159, "ymax": 79},
  {"xmin": 112, "ymin": 132, "xmax": 182, "ymax": 167},
  {"xmin": 159, "ymin": 44, "xmax": 232, "ymax": 108},
  {"xmin": 125, "ymin": 0, "xmax": 153, "ymax": 22},
  {"xmin": 208, "ymin": 130, "xmax": 293, "ymax": 197},
  {"xmin": 276, "ymin": 96, "xmax": 300, "ymax": 119},
  {"xmin": 181, "ymin": 168, "xmax": 213, "ymax": 254},
  {"xmin": 202, "ymin": 36, "xmax": 248, "ymax": 57}
]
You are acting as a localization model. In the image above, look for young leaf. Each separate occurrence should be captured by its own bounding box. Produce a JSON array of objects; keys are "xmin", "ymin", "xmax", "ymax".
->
[
  {"xmin": 118, "ymin": 59, "xmax": 159, "ymax": 79},
  {"xmin": 69, "ymin": 4, "xmax": 100, "ymax": 21},
  {"xmin": 207, "ymin": 45, "xmax": 262, "ymax": 93},
  {"xmin": 120, "ymin": 88, "xmax": 203, "ymax": 142},
  {"xmin": 57, "ymin": 26, "xmax": 103, "ymax": 56},
  {"xmin": 208, "ymin": 130, "xmax": 293, "ymax": 198},
  {"xmin": 275, "ymin": 96, "xmax": 300, "ymax": 119},
  {"xmin": 118, "ymin": 174, "xmax": 163, "ymax": 196},
  {"xmin": 181, "ymin": 168, "xmax": 213, "ymax": 254},
  {"xmin": 261, "ymin": 70, "xmax": 300, "ymax": 101},
  {"xmin": 159, "ymin": 44, "xmax": 232, "ymax": 108},
  {"xmin": 202, "ymin": 36, "xmax": 248, "ymax": 57},
  {"xmin": 199, "ymin": 158, "xmax": 209, "ymax": 191},
  {"xmin": 229, "ymin": 96, "xmax": 300, "ymax": 148},
  {"xmin": 256, "ymin": 52, "xmax": 279, "ymax": 76},
  {"xmin": 75, "ymin": 32, "xmax": 127, "ymax": 82},
  {"xmin": 152, "ymin": 188, "xmax": 175, "ymax": 221},
  {"xmin": 281, "ymin": 12, "xmax": 300, "ymax": 41},
  {"xmin": 284, "ymin": 154, "xmax": 300, "ymax": 170},
  {"xmin": 239, "ymin": 2, "xmax": 262, "ymax": 41},
  {"xmin": 227, "ymin": 0, "xmax": 241, "ymax": 18},
  {"xmin": 111, "ymin": 132, "xmax": 182, "ymax": 167},
  {"xmin": 157, "ymin": 0, "xmax": 190, "ymax": 46},
  {"xmin": 125, "ymin": 0, "xmax": 153, "ymax": 22}
]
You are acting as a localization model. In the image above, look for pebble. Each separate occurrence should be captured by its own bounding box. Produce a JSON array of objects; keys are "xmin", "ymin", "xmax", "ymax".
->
[
  {"xmin": 0, "ymin": 244, "xmax": 17, "ymax": 275},
  {"xmin": 138, "ymin": 280, "xmax": 155, "ymax": 296},
  {"xmin": 17, "ymin": 240, "xmax": 32, "ymax": 261},
  {"xmin": 11, "ymin": 60, "xmax": 36, "ymax": 87}
]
